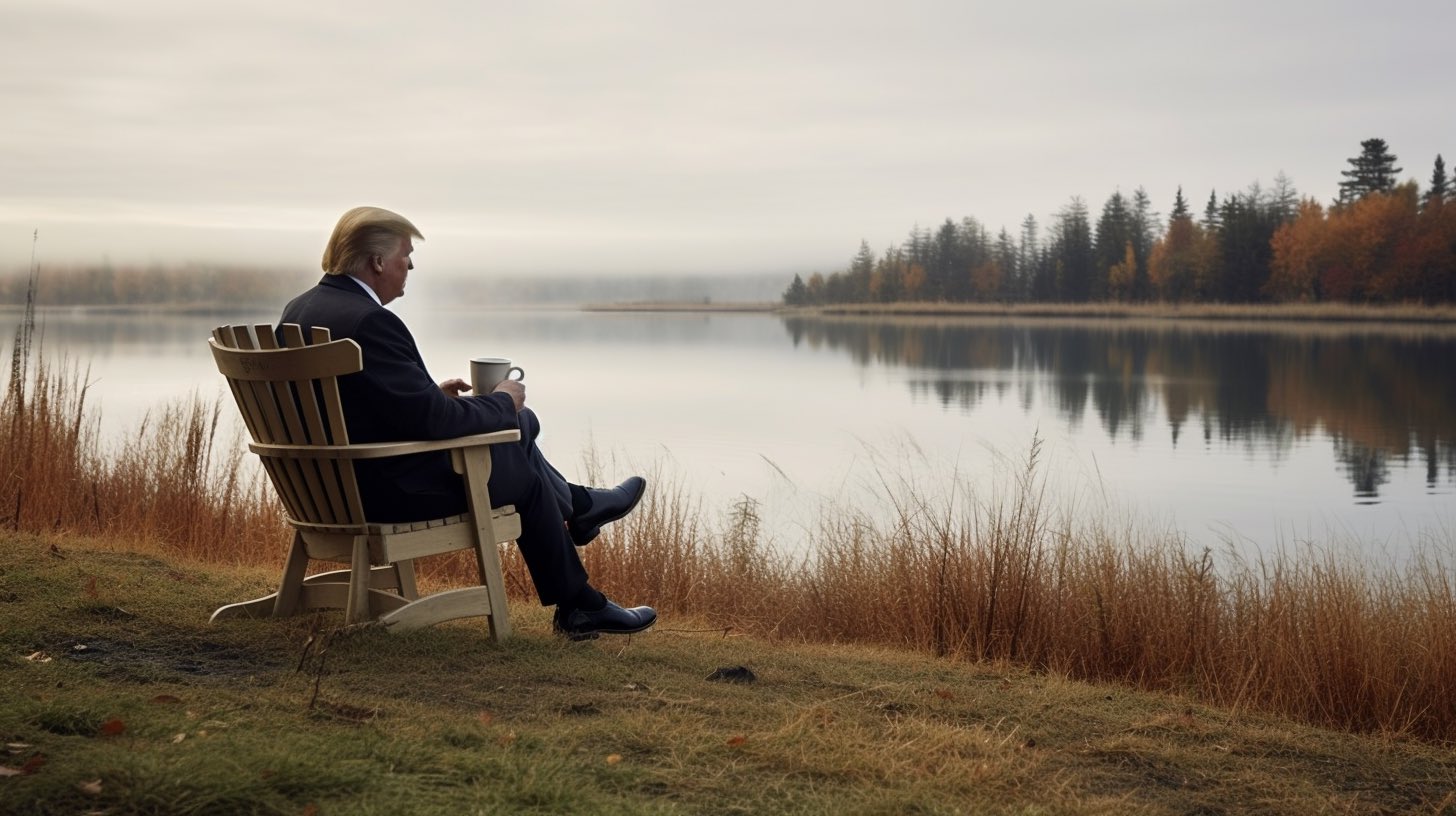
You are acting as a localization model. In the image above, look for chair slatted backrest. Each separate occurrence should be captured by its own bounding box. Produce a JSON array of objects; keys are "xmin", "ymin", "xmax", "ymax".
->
[{"xmin": 210, "ymin": 324, "xmax": 368, "ymax": 528}]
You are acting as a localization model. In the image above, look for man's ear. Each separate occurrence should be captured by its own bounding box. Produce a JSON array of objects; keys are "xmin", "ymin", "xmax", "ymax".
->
[{"xmin": 373, "ymin": 256, "xmax": 384, "ymax": 272}]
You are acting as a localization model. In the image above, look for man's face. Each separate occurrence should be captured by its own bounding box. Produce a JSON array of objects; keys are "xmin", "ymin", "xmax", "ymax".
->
[{"xmin": 374, "ymin": 236, "xmax": 413, "ymax": 305}]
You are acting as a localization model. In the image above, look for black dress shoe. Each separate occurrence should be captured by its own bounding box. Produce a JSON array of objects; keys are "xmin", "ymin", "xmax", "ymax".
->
[
  {"xmin": 568, "ymin": 476, "xmax": 647, "ymax": 546},
  {"xmin": 553, "ymin": 600, "xmax": 657, "ymax": 641}
]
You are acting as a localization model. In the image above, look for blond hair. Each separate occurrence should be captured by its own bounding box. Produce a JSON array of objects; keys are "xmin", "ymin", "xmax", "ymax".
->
[{"xmin": 321, "ymin": 206, "xmax": 424, "ymax": 276}]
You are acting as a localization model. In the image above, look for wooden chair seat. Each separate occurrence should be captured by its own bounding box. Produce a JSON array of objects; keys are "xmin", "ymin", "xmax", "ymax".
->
[{"xmin": 206, "ymin": 323, "xmax": 521, "ymax": 638}]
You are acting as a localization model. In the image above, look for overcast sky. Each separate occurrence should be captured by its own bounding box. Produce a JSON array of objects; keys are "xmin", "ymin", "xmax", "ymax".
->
[{"xmin": 2, "ymin": 0, "xmax": 1451, "ymax": 278}]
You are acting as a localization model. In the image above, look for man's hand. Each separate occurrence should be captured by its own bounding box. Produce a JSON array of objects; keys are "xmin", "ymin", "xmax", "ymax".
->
[
  {"xmin": 494, "ymin": 380, "xmax": 526, "ymax": 412},
  {"xmin": 439, "ymin": 378, "xmax": 471, "ymax": 398}
]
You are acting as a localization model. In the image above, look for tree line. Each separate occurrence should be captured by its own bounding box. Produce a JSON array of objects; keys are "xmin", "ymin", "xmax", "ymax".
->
[
  {"xmin": 783, "ymin": 139, "xmax": 1456, "ymax": 306},
  {"xmin": 0, "ymin": 262, "xmax": 296, "ymax": 307}
]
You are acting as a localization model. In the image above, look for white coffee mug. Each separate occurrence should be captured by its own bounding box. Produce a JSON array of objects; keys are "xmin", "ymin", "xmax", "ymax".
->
[{"xmin": 470, "ymin": 357, "xmax": 525, "ymax": 393}]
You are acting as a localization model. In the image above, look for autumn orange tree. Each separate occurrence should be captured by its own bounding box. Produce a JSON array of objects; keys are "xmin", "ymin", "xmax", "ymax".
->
[
  {"xmin": 1267, "ymin": 199, "xmax": 1330, "ymax": 301},
  {"xmin": 1268, "ymin": 184, "xmax": 1456, "ymax": 303},
  {"xmin": 1148, "ymin": 189, "xmax": 1216, "ymax": 302}
]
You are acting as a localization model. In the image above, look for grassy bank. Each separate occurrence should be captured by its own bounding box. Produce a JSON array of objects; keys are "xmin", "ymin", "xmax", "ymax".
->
[{"xmin": 4, "ymin": 534, "xmax": 1455, "ymax": 815}]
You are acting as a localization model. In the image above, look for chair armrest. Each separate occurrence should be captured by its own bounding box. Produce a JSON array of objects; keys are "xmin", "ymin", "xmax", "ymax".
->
[{"xmin": 248, "ymin": 430, "xmax": 522, "ymax": 461}]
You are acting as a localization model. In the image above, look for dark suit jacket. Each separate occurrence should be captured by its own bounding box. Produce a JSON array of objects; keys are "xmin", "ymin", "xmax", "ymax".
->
[{"xmin": 280, "ymin": 275, "xmax": 520, "ymax": 522}]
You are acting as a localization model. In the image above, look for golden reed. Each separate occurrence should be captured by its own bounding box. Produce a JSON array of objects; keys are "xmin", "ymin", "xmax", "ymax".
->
[{"xmin": 2, "ymin": 303, "xmax": 287, "ymax": 563}]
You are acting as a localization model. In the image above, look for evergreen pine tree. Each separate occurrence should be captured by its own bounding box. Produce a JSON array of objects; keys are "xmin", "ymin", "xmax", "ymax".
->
[
  {"xmin": 1052, "ymin": 197, "xmax": 1094, "ymax": 302},
  {"xmin": 783, "ymin": 273, "xmax": 808, "ymax": 306},
  {"xmin": 1271, "ymin": 171, "xmax": 1300, "ymax": 223},
  {"xmin": 1019, "ymin": 214, "xmax": 1044, "ymax": 301},
  {"xmin": 1202, "ymin": 190, "xmax": 1221, "ymax": 231},
  {"xmin": 1130, "ymin": 187, "xmax": 1158, "ymax": 300},
  {"xmin": 843, "ymin": 240, "xmax": 876, "ymax": 302},
  {"xmin": 1338, "ymin": 138, "xmax": 1402, "ymax": 203},
  {"xmin": 1171, "ymin": 186, "xmax": 1189, "ymax": 221},
  {"xmin": 1094, "ymin": 190, "xmax": 1132, "ymax": 301},
  {"xmin": 1428, "ymin": 154, "xmax": 1449, "ymax": 205},
  {"xmin": 995, "ymin": 228, "xmax": 1018, "ymax": 301}
]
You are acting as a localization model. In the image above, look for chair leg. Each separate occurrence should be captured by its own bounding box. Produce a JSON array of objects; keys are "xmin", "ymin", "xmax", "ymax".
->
[
  {"xmin": 394, "ymin": 559, "xmax": 419, "ymax": 600},
  {"xmin": 211, "ymin": 530, "xmax": 309, "ymax": 623},
  {"xmin": 457, "ymin": 447, "xmax": 513, "ymax": 640},
  {"xmin": 272, "ymin": 531, "xmax": 310, "ymax": 617},
  {"xmin": 474, "ymin": 542, "xmax": 512, "ymax": 640},
  {"xmin": 345, "ymin": 535, "xmax": 372, "ymax": 625}
]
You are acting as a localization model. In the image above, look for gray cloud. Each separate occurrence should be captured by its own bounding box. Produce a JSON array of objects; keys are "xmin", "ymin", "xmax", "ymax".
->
[{"xmin": 2, "ymin": 0, "xmax": 1451, "ymax": 276}]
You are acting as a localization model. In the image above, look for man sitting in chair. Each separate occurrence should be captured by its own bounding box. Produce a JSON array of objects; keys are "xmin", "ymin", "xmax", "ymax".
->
[{"xmin": 280, "ymin": 205, "xmax": 654, "ymax": 640}]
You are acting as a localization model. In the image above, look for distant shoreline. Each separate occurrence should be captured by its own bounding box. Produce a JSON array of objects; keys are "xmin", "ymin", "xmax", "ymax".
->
[
  {"xmin": 8, "ymin": 299, "xmax": 1456, "ymax": 325},
  {"xmin": 0, "ymin": 302, "xmax": 277, "ymax": 317},
  {"xmin": 584, "ymin": 300, "xmax": 1456, "ymax": 323},
  {"xmin": 580, "ymin": 301, "xmax": 779, "ymax": 313}
]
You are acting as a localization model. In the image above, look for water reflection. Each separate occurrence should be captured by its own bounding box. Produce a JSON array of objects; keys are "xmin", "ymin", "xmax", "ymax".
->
[{"xmin": 782, "ymin": 316, "xmax": 1456, "ymax": 499}]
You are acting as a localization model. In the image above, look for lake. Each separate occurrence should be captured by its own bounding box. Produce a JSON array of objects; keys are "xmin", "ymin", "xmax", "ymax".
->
[{"xmin": 15, "ymin": 304, "xmax": 1456, "ymax": 560}]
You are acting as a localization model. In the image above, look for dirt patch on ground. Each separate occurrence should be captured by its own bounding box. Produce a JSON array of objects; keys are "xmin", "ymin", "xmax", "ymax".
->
[{"xmin": 57, "ymin": 636, "xmax": 283, "ymax": 680}]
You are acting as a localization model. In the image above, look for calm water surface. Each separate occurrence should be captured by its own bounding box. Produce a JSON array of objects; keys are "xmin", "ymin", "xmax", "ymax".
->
[{"xmin": 21, "ymin": 305, "xmax": 1456, "ymax": 558}]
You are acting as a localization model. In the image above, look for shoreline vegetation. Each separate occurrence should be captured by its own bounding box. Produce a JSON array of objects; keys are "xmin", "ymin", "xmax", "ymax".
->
[
  {"xmin": 6, "ymin": 304, "xmax": 1456, "ymax": 749},
  {"xmin": 585, "ymin": 299, "xmax": 1456, "ymax": 323}
]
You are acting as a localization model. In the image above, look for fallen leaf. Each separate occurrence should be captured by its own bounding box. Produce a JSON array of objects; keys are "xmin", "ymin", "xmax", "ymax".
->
[
  {"xmin": 477, "ymin": 711, "xmax": 493, "ymax": 726},
  {"xmin": 726, "ymin": 735, "xmax": 747, "ymax": 747},
  {"xmin": 0, "ymin": 767, "xmax": 22, "ymax": 778},
  {"xmin": 301, "ymin": 804, "xmax": 319, "ymax": 816},
  {"xmin": 23, "ymin": 651, "xmax": 51, "ymax": 663},
  {"xmin": 77, "ymin": 778, "xmax": 103, "ymax": 796},
  {"xmin": 197, "ymin": 730, "xmax": 208, "ymax": 737},
  {"xmin": 605, "ymin": 754, "xmax": 622, "ymax": 765},
  {"xmin": 171, "ymin": 733, "xmax": 186, "ymax": 744},
  {"xmin": 150, "ymin": 694, "xmax": 183, "ymax": 705},
  {"xmin": 934, "ymin": 688, "xmax": 956, "ymax": 701},
  {"xmin": 98, "ymin": 718, "xmax": 126, "ymax": 737},
  {"xmin": 84, "ymin": 576, "xmax": 98, "ymax": 599},
  {"xmin": 497, "ymin": 730, "xmax": 517, "ymax": 747},
  {"xmin": 20, "ymin": 755, "xmax": 46, "ymax": 774}
]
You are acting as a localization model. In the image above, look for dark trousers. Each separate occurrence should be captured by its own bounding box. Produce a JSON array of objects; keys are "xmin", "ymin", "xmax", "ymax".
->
[
  {"xmin": 519, "ymin": 408, "xmax": 574, "ymax": 519},
  {"xmin": 484, "ymin": 408, "xmax": 586, "ymax": 607}
]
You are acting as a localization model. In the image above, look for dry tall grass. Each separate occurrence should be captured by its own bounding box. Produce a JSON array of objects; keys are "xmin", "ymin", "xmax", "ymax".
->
[
  {"xmin": 563, "ymin": 441, "xmax": 1456, "ymax": 743},
  {"xmin": 2, "ymin": 301, "xmax": 287, "ymax": 562},
  {"xmin": 6, "ymin": 302, "xmax": 1455, "ymax": 743}
]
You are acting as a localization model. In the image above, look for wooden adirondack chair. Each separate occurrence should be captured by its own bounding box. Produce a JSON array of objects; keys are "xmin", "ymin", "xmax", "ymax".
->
[{"xmin": 207, "ymin": 323, "xmax": 520, "ymax": 638}]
